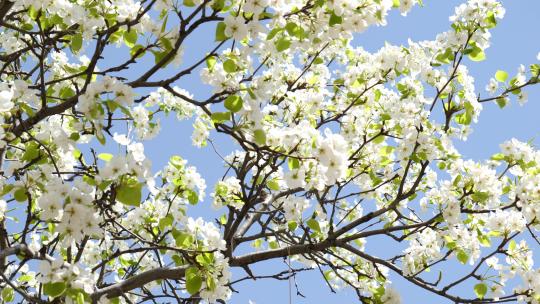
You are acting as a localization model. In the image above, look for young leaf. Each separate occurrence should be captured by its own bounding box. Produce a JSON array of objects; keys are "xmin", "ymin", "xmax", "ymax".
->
[
  {"xmin": 211, "ymin": 112, "xmax": 231, "ymax": 123},
  {"xmin": 457, "ymin": 250, "xmax": 468, "ymax": 264},
  {"xmin": 223, "ymin": 59, "xmax": 237, "ymax": 73},
  {"xmin": 224, "ymin": 95, "xmax": 243, "ymax": 112},
  {"xmin": 275, "ymin": 37, "xmax": 291, "ymax": 52},
  {"xmin": 43, "ymin": 282, "xmax": 67, "ymax": 298},
  {"xmin": 329, "ymin": 12, "xmax": 342, "ymax": 26},
  {"xmin": 474, "ymin": 283, "xmax": 487, "ymax": 299},
  {"xmin": 307, "ymin": 218, "xmax": 321, "ymax": 232},
  {"xmin": 116, "ymin": 179, "xmax": 142, "ymax": 207},
  {"xmin": 495, "ymin": 70, "xmax": 508, "ymax": 82},
  {"xmin": 98, "ymin": 153, "xmax": 114, "ymax": 161},
  {"xmin": 70, "ymin": 33, "xmax": 83, "ymax": 53},
  {"xmin": 253, "ymin": 129, "xmax": 266, "ymax": 145},
  {"xmin": 123, "ymin": 30, "xmax": 138, "ymax": 48},
  {"xmin": 1, "ymin": 286, "xmax": 14, "ymax": 302},
  {"xmin": 215, "ymin": 22, "xmax": 228, "ymax": 41},
  {"xmin": 185, "ymin": 267, "xmax": 203, "ymax": 295}
]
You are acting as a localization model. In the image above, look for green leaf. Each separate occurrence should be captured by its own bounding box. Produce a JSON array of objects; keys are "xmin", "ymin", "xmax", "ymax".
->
[
  {"xmin": 22, "ymin": 143, "xmax": 40, "ymax": 161},
  {"xmin": 206, "ymin": 56, "xmax": 217, "ymax": 70},
  {"xmin": 491, "ymin": 153, "xmax": 505, "ymax": 161},
  {"xmin": 436, "ymin": 48, "xmax": 454, "ymax": 64},
  {"xmin": 468, "ymin": 47, "xmax": 486, "ymax": 62},
  {"xmin": 508, "ymin": 239, "xmax": 517, "ymax": 251},
  {"xmin": 457, "ymin": 250, "xmax": 468, "ymax": 264},
  {"xmin": 211, "ymin": 112, "xmax": 231, "ymax": 123},
  {"xmin": 275, "ymin": 37, "xmax": 291, "ymax": 52},
  {"xmin": 211, "ymin": 0, "xmax": 225, "ymax": 11},
  {"xmin": 1, "ymin": 286, "xmax": 14, "ymax": 302},
  {"xmin": 206, "ymin": 276, "xmax": 217, "ymax": 291},
  {"xmin": 70, "ymin": 33, "xmax": 82, "ymax": 53},
  {"xmin": 285, "ymin": 22, "xmax": 305, "ymax": 39},
  {"xmin": 75, "ymin": 292, "xmax": 85, "ymax": 304},
  {"xmin": 307, "ymin": 218, "xmax": 321, "ymax": 232},
  {"xmin": 224, "ymin": 95, "xmax": 243, "ymax": 112},
  {"xmin": 288, "ymin": 157, "xmax": 300, "ymax": 170},
  {"xmin": 392, "ymin": 0, "xmax": 400, "ymax": 8},
  {"xmin": 28, "ymin": 6, "xmax": 39, "ymax": 20},
  {"xmin": 253, "ymin": 129, "xmax": 266, "ymax": 145},
  {"xmin": 471, "ymin": 191, "xmax": 490, "ymax": 202},
  {"xmin": 215, "ymin": 22, "xmax": 228, "ymax": 41},
  {"xmin": 530, "ymin": 64, "xmax": 540, "ymax": 77},
  {"xmin": 477, "ymin": 234, "xmax": 491, "ymax": 247},
  {"xmin": 186, "ymin": 189, "xmax": 198, "ymax": 205},
  {"xmin": 98, "ymin": 153, "xmax": 114, "ymax": 161},
  {"xmin": 196, "ymin": 253, "xmax": 214, "ymax": 266},
  {"xmin": 223, "ymin": 59, "xmax": 237, "ymax": 73},
  {"xmin": 266, "ymin": 28, "xmax": 283, "ymax": 40},
  {"xmin": 484, "ymin": 12, "xmax": 497, "ymax": 29},
  {"xmin": 496, "ymin": 97, "xmax": 507, "ymax": 109},
  {"xmin": 151, "ymin": 50, "xmax": 171, "ymax": 66},
  {"xmin": 174, "ymin": 230, "xmax": 194, "ymax": 248},
  {"xmin": 288, "ymin": 221, "xmax": 298, "ymax": 231},
  {"xmin": 130, "ymin": 44, "xmax": 146, "ymax": 59},
  {"xmin": 159, "ymin": 215, "xmax": 174, "ymax": 231},
  {"xmin": 267, "ymin": 179, "xmax": 280, "ymax": 191},
  {"xmin": 116, "ymin": 179, "xmax": 142, "ymax": 207},
  {"xmin": 474, "ymin": 283, "xmax": 488, "ymax": 299},
  {"xmin": 43, "ymin": 282, "xmax": 66, "ymax": 298},
  {"xmin": 185, "ymin": 267, "xmax": 203, "ymax": 295},
  {"xmin": 123, "ymin": 30, "xmax": 138, "ymax": 48},
  {"xmin": 59, "ymin": 87, "xmax": 75, "ymax": 99},
  {"xmin": 252, "ymin": 238, "xmax": 262, "ymax": 248},
  {"xmin": 0, "ymin": 184, "xmax": 14, "ymax": 197},
  {"xmin": 495, "ymin": 70, "xmax": 508, "ymax": 82},
  {"xmin": 14, "ymin": 188, "xmax": 28, "ymax": 202},
  {"xmin": 329, "ymin": 12, "xmax": 342, "ymax": 26}
]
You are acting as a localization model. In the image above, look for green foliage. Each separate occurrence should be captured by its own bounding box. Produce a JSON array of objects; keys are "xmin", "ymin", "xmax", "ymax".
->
[
  {"xmin": 474, "ymin": 283, "xmax": 487, "ymax": 299},
  {"xmin": 1, "ymin": 286, "xmax": 14, "ymax": 302},
  {"xmin": 329, "ymin": 12, "xmax": 343, "ymax": 26},
  {"xmin": 123, "ymin": 30, "xmax": 138, "ymax": 48},
  {"xmin": 307, "ymin": 218, "xmax": 321, "ymax": 232},
  {"xmin": 70, "ymin": 33, "xmax": 83, "ymax": 53},
  {"xmin": 185, "ymin": 267, "xmax": 203, "ymax": 295},
  {"xmin": 275, "ymin": 37, "xmax": 291, "ymax": 52},
  {"xmin": 215, "ymin": 22, "xmax": 228, "ymax": 41},
  {"xmin": 253, "ymin": 129, "xmax": 266, "ymax": 145},
  {"xmin": 223, "ymin": 59, "xmax": 238, "ymax": 73},
  {"xmin": 211, "ymin": 112, "xmax": 231, "ymax": 123},
  {"xmin": 43, "ymin": 282, "xmax": 67, "ymax": 298},
  {"xmin": 495, "ymin": 70, "xmax": 508, "ymax": 82},
  {"xmin": 116, "ymin": 178, "xmax": 142, "ymax": 207},
  {"xmin": 224, "ymin": 95, "xmax": 243, "ymax": 112}
]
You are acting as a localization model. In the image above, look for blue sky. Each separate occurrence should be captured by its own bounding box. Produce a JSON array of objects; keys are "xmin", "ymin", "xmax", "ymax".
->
[{"xmin": 116, "ymin": 1, "xmax": 540, "ymax": 303}]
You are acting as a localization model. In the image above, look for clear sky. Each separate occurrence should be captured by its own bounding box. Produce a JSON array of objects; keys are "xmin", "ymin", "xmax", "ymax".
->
[{"xmin": 132, "ymin": 1, "xmax": 540, "ymax": 303}]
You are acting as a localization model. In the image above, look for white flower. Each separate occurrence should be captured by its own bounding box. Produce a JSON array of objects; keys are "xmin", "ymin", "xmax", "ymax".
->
[
  {"xmin": 0, "ymin": 200, "xmax": 6, "ymax": 220},
  {"xmin": 485, "ymin": 78, "xmax": 498, "ymax": 95},
  {"xmin": 128, "ymin": 142, "xmax": 146, "ymax": 162},
  {"xmin": 0, "ymin": 89, "xmax": 14, "ymax": 111},
  {"xmin": 284, "ymin": 168, "xmax": 306, "ymax": 189},
  {"xmin": 224, "ymin": 15, "xmax": 248, "ymax": 41},
  {"xmin": 100, "ymin": 155, "xmax": 128, "ymax": 179},
  {"xmin": 113, "ymin": 133, "xmax": 131, "ymax": 145},
  {"xmin": 517, "ymin": 91, "xmax": 528, "ymax": 105},
  {"xmin": 381, "ymin": 286, "xmax": 401, "ymax": 304},
  {"xmin": 37, "ymin": 194, "xmax": 64, "ymax": 221}
]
